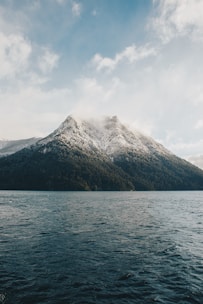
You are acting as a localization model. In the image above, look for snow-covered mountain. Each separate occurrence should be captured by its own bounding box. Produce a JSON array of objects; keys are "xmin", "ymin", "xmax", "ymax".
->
[
  {"xmin": 0, "ymin": 115, "xmax": 203, "ymax": 191},
  {"xmin": 37, "ymin": 115, "xmax": 170, "ymax": 156}
]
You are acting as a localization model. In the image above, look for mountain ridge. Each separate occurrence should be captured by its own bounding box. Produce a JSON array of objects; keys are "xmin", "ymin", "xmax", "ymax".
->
[
  {"xmin": 0, "ymin": 137, "xmax": 40, "ymax": 157},
  {"xmin": 0, "ymin": 115, "xmax": 203, "ymax": 191}
]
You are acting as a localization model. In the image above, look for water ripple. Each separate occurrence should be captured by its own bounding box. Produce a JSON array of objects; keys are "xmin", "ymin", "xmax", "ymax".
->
[{"xmin": 0, "ymin": 191, "xmax": 203, "ymax": 303}]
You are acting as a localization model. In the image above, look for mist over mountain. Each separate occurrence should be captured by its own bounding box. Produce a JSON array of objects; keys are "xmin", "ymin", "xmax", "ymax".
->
[{"xmin": 0, "ymin": 115, "xmax": 203, "ymax": 191}]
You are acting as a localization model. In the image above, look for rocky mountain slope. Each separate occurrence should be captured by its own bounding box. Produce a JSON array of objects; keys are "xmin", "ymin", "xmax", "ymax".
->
[{"xmin": 0, "ymin": 115, "xmax": 203, "ymax": 190}]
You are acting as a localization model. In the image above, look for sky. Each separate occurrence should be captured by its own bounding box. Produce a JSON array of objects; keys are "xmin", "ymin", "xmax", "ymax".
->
[{"xmin": 0, "ymin": 0, "xmax": 203, "ymax": 159}]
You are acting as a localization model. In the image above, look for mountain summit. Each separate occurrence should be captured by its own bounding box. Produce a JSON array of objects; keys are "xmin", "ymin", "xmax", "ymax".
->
[
  {"xmin": 0, "ymin": 115, "xmax": 203, "ymax": 190},
  {"xmin": 38, "ymin": 115, "xmax": 170, "ymax": 156}
]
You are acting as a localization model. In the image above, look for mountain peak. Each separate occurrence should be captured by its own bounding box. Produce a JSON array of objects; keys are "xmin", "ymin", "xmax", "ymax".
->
[
  {"xmin": 58, "ymin": 115, "xmax": 79, "ymax": 130},
  {"xmin": 37, "ymin": 115, "xmax": 170, "ymax": 157}
]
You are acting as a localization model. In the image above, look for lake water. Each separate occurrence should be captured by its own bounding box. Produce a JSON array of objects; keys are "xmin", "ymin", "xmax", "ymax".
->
[{"xmin": 0, "ymin": 191, "xmax": 203, "ymax": 304}]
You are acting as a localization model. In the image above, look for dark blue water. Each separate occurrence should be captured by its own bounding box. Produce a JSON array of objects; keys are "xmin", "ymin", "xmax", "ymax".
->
[{"xmin": 0, "ymin": 191, "xmax": 203, "ymax": 304}]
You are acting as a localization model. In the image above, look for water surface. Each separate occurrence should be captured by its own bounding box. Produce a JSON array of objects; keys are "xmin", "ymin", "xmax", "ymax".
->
[{"xmin": 0, "ymin": 191, "xmax": 203, "ymax": 303}]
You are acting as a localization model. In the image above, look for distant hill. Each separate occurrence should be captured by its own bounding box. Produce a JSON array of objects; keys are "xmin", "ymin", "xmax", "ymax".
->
[
  {"xmin": 0, "ymin": 115, "xmax": 203, "ymax": 190},
  {"xmin": 0, "ymin": 138, "xmax": 40, "ymax": 157}
]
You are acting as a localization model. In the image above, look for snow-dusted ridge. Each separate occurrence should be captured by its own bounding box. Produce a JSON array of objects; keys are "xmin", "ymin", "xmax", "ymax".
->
[
  {"xmin": 37, "ymin": 115, "xmax": 172, "ymax": 156},
  {"xmin": 0, "ymin": 137, "xmax": 40, "ymax": 157}
]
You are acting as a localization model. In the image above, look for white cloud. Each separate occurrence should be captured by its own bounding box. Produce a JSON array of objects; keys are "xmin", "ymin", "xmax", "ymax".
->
[
  {"xmin": 152, "ymin": 0, "xmax": 203, "ymax": 42},
  {"xmin": 72, "ymin": 1, "xmax": 82, "ymax": 17},
  {"xmin": 71, "ymin": 77, "xmax": 128, "ymax": 119},
  {"xmin": 0, "ymin": 32, "xmax": 31, "ymax": 79},
  {"xmin": 0, "ymin": 2, "xmax": 60, "ymax": 84},
  {"xmin": 38, "ymin": 48, "xmax": 59, "ymax": 74},
  {"xmin": 168, "ymin": 139, "xmax": 203, "ymax": 158},
  {"xmin": 0, "ymin": 32, "xmax": 59, "ymax": 86},
  {"xmin": 195, "ymin": 120, "xmax": 203, "ymax": 130},
  {"xmin": 0, "ymin": 86, "xmax": 72, "ymax": 138},
  {"xmin": 72, "ymin": 77, "xmax": 104, "ymax": 117},
  {"xmin": 0, "ymin": 3, "xmax": 63, "ymax": 138},
  {"xmin": 92, "ymin": 44, "xmax": 157, "ymax": 72}
]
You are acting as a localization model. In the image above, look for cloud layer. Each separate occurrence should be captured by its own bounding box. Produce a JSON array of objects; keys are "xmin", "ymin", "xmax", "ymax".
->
[
  {"xmin": 0, "ymin": 0, "xmax": 203, "ymax": 159},
  {"xmin": 152, "ymin": 0, "xmax": 203, "ymax": 42}
]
